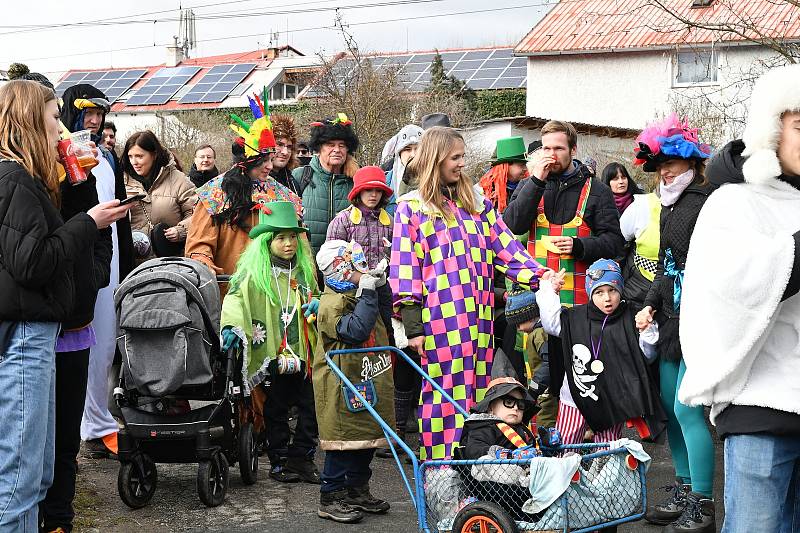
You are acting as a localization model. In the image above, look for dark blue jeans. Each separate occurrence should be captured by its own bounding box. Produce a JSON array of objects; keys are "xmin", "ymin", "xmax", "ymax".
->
[{"xmin": 320, "ymin": 449, "xmax": 375, "ymax": 493}]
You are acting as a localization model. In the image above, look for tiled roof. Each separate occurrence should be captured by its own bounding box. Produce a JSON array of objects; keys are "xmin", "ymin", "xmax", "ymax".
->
[{"xmin": 515, "ymin": 0, "xmax": 800, "ymax": 55}]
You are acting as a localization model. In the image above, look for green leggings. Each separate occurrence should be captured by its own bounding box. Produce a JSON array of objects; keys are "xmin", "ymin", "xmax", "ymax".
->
[{"xmin": 659, "ymin": 358, "xmax": 715, "ymax": 497}]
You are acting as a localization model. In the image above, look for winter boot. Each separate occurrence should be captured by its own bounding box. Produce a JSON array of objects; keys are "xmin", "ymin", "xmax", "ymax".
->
[
  {"xmin": 318, "ymin": 489, "xmax": 364, "ymax": 523},
  {"xmin": 645, "ymin": 480, "xmax": 691, "ymax": 525},
  {"xmin": 344, "ymin": 483, "xmax": 391, "ymax": 514},
  {"xmin": 285, "ymin": 456, "xmax": 321, "ymax": 484},
  {"xmin": 268, "ymin": 457, "xmax": 301, "ymax": 483},
  {"xmin": 662, "ymin": 492, "xmax": 715, "ymax": 533}
]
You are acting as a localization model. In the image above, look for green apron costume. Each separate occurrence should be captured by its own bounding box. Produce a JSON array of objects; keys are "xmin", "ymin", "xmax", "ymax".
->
[{"xmin": 313, "ymin": 287, "xmax": 396, "ymax": 451}]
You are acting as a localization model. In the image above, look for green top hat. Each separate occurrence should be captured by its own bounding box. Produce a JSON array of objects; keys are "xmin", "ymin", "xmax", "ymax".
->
[
  {"xmin": 491, "ymin": 136, "xmax": 528, "ymax": 165},
  {"xmin": 249, "ymin": 201, "xmax": 308, "ymax": 239}
]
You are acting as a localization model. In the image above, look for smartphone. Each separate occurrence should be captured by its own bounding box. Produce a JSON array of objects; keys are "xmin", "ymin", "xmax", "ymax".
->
[{"xmin": 119, "ymin": 194, "xmax": 146, "ymax": 206}]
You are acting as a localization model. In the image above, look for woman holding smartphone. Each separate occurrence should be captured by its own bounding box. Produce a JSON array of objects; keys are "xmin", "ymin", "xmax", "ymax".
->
[{"xmin": 0, "ymin": 79, "xmax": 130, "ymax": 530}]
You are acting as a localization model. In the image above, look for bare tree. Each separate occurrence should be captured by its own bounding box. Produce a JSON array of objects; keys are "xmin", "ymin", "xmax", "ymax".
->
[
  {"xmin": 153, "ymin": 110, "xmax": 233, "ymax": 172},
  {"xmin": 644, "ymin": 0, "xmax": 800, "ymax": 138}
]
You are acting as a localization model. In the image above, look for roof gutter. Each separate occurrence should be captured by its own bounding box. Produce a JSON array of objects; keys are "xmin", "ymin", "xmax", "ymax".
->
[{"xmin": 513, "ymin": 38, "xmax": 800, "ymax": 57}]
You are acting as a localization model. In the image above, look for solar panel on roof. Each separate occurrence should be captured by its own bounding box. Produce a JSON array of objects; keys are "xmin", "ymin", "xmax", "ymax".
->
[
  {"xmin": 494, "ymin": 77, "xmax": 526, "ymax": 89},
  {"xmin": 503, "ymin": 67, "xmax": 527, "ymax": 78},
  {"xmin": 467, "ymin": 79, "xmax": 495, "ymax": 89},
  {"xmin": 490, "ymin": 49, "xmax": 514, "ymax": 59},
  {"xmin": 462, "ymin": 50, "xmax": 493, "ymax": 60},
  {"xmin": 178, "ymin": 63, "xmax": 256, "ymax": 104},
  {"xmin": 55, "ymin": 69, "xmax": 148, "ymax": 103},
  {"xmin": 402, "ymin": 63, "xmax": 428, "ymax": 74},
  {"xmin": 409, "ymin": 53, "xmax": 436, "ymax": 63},
  {"xmin": 483, "ymin": 58, "xmax": 513, "ymax": 69},
  {"xmin": 126, "ymin": 66, "xmax": 201, "ymax": 106},
  {"xmin": 438, "ymin": 52, "xmax": 466, "ymax": 62}
]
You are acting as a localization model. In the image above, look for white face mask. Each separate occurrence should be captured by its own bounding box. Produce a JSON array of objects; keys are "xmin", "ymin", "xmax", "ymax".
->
[{"xmin": 659, "ymin": 168, "xmax": 695, "ymax": 207}]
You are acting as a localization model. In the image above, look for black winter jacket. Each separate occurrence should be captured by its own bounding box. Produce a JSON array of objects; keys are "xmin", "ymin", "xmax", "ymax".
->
[
  {"xmin": 0, "ymin": 161, "xmax": 98, "ymax": 322},
  {"xmin": 503, "ymin": 163, "xmax": 624, "ymax": 263},
  {"xmin": 707, "ymin": 140, "xmax": 745, "ymax": 188},
  {"xmin": 643, "ymin": 181, "xmax": 716, "ymax": 320},
  {"xmin": 59, "ymin": 174, "xmax": 112, "ymax": 330},
  {"xmin": 270, "ymin": 166, "xmax": 300, "ymax": 196},
  {"xmin": 460, "ymin": 415, "xmax": 535, "ymax": 460}
]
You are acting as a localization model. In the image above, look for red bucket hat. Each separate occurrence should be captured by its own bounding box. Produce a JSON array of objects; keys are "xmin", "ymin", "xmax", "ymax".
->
[{"xmin": 348, "ymin": 166, "xmax": 393, "ymax": 203}]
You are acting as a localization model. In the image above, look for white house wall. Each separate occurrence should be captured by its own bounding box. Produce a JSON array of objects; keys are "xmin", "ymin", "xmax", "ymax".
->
[{"xmin": 524, "ymin": 46, "xmax": 775, "ymax": 137}]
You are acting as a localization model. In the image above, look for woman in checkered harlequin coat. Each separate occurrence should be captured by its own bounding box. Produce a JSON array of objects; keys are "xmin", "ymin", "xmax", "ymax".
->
[{"xmin": 389, "ymin": 127, "xmax": 546, "ymax": 460}]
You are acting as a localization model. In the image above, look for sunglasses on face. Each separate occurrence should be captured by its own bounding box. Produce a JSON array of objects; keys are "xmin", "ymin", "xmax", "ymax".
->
[{"xmin": 501, "ymin": 396, "xmax": 526, "ymax": 410}]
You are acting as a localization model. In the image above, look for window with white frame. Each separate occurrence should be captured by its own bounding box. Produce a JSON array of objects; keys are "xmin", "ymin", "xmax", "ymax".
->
[
  {"xmin": 674, "ymin": 50, "xmax": 718, "ymax": 85},
  {"xmin": 270, "ymin": 82, "xmax": 301, "ymax": 101}
]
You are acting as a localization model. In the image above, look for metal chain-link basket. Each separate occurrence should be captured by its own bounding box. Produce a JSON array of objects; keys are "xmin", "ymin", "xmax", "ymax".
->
[{"xmin": 423, "ymin": 444, "xmax": 646, "ymax": 533}]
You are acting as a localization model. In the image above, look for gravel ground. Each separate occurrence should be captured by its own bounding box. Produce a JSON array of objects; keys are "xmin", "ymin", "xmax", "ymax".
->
[{"xmin": 73, "ymin": 425, "xmax": 725, "ymax": 532}]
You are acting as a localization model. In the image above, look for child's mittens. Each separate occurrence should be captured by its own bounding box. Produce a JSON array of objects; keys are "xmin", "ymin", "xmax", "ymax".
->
[
  {"xmin": 221, "ymin": 327, "xmax": 242, "ymax": 352},
  {"xmin": 302, "ymin": 297, "xmax": 320, "ymax": 318}
]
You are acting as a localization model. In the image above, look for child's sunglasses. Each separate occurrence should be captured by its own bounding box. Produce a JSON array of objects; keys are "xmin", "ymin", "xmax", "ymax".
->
[{"xmin": 501, "ymin": 396, "xmax": 526, "ymax": 410}]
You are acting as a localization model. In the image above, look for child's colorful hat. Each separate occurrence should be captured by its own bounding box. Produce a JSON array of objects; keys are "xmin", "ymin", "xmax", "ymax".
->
[
  {"xmin": 316, "ymin": 240, "xmax": 371, "ymax": 282},
  {"xmin": 249, "ymin": 201, "xmax": 307, "ymax": 239},
  {"xmin": 585, "ymin": 258, "xmax": 623, "ymax": 296},
  {"xmin": 348, "ymin": 166, "xmax": 393, "ymax": 203},
  {"xmin": 504, "ymin": 284, "xmax": 539, "ymax": 327}
]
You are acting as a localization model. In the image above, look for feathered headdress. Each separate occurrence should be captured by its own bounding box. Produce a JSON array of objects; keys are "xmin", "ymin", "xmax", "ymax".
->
[
  {"xmin": 229, "ymin": 87, "xmax": 277, "ymax": 158},
  {"xmin": 633, "ymin": 113, "xmax": 712, "ymax": 172}
]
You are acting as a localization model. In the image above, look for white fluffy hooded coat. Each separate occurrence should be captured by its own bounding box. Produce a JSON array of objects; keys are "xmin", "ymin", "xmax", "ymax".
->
[{"xmin": 678, "ymin": 64, "xmax": 800, "ymax": 422}]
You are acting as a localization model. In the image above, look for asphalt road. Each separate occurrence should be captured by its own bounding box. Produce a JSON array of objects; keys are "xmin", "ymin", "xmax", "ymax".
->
[{"xmin": 74, "ymin": 424, "xmax": 725, "ymax": 532}]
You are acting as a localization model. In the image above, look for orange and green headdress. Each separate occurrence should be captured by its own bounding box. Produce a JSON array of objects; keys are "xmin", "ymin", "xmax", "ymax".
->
[{"xmin": 230, "ymin": 87, "xmax": 277, "ymax": 160}]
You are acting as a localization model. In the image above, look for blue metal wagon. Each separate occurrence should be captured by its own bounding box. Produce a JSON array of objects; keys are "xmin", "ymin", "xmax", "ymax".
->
[{"xmin": 326, "ymin": 346, "xmax": 648, "ymax": 533}]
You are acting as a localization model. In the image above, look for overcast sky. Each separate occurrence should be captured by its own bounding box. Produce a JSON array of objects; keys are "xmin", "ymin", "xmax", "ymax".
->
[{"xmin": 0, "ymin": 0, "xmax": 551, "ymax": 79}]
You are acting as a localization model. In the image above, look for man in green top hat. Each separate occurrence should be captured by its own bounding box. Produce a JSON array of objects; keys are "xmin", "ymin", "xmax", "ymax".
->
[
  {"xmin": 221, "ymin": 200, "xmax": 323, "ymax": 484},
  {"xmin": 479, "ymin": 136, "xmax": 529, "ymax": 214}
]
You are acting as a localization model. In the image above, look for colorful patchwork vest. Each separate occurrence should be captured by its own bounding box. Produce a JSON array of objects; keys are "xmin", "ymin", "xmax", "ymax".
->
[{"xmin": 528, "ymin": 178, "xmax": 592, "ymax": 306}]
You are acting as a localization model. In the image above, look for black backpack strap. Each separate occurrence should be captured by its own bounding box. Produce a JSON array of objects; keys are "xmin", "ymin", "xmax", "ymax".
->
[{"xmin": 297, "ymin": 165, "xmax": 314, "ymax": 195}]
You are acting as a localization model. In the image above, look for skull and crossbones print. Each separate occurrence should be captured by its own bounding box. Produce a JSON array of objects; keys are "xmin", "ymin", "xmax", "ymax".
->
[{"xmin": 571, "ymin": 344, "xmax": 601, "ymax": 401}]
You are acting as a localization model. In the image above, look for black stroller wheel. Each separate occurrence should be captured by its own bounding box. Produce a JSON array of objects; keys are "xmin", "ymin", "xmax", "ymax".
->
[
  {"xmin": 238, "ymin": 422, "xmax": 258, "ymax": 485},
  {"xmin": 452, "ymin": 501, "xmax": 519, "ymax": 533},
  {"xmin": 198, "ymin": 451, "xmax": 229, "ymax": 507},
  {"xmin": 118, "ymin": 455, "xmax": 157, "ymax": 509}
]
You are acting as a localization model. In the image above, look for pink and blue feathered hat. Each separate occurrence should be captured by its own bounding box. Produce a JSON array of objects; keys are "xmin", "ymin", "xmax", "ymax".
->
[
  {"xmin": 585, "ymin": 259, "xmax": 624, "ymax": 296},
  {"xmin": 633, "ymin": 113, "xmax": 712, "ymax": 172}
]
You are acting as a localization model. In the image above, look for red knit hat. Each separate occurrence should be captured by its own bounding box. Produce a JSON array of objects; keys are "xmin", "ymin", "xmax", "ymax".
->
[{"xmin": 348, "ymin": 166, "xmax": 393, "ymax": 203}]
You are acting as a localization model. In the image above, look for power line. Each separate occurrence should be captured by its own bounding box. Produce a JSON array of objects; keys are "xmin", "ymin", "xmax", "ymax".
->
[
  {"xmin": 0, "ymin": 0, "xmax": 452, "ymax": 36},
  {"xmin": 16, "ymin": 0, "xmax": 554, "ymax": 64}
]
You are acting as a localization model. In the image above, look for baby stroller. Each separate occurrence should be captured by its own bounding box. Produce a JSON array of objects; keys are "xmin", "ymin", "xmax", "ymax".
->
[{"xmin": 112, "ymin": 257, "xmax": 258, "ymax": 508}]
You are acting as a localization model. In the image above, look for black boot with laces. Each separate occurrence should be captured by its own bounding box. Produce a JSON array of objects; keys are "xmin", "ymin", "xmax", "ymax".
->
[
  {"xmin": 662, "ymin": 491, "xmax": 715, "ymax": 533},
  {"xmin": 645, "ymin": 480, "xmax": 691, "ymax": 525}
]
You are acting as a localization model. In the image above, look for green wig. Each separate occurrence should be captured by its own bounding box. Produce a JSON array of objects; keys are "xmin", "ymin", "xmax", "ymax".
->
[{"xmin": 231, "ymin": 230, "xmax": 318, "ymax": 304}]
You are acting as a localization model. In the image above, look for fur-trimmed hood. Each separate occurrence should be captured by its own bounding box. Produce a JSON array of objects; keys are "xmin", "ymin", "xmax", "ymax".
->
[{"xmin": 742, "ymin": 64, "xmax": 800, "ymax": 185}]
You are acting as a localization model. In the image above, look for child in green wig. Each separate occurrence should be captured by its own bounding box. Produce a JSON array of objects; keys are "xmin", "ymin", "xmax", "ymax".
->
[{"xmin": 221, "ymin": 200, "xmax": 322, "ymax": 483}]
